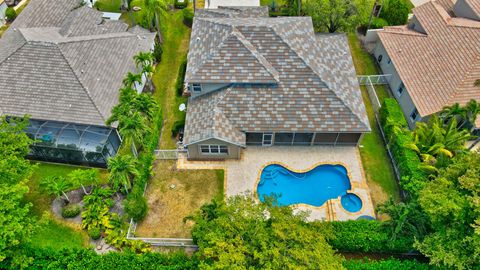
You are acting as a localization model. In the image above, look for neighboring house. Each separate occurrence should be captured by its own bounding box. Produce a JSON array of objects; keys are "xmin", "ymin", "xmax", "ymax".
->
[
  {"xmin": 373, "ymin": 0, "xmax": 480, "ymax": 130},
  {"xmin": 0, "ymin": 0, "xmax": 7, "ymax": 26},
  {"xmin": 183, "ymin": 7, "xmax": 370, "ymax": 160},
  {"xmin": 0, "ymin": 0, "xmax": 155, "ymax": 167},
  {"xmin": 205, "ymin": 0, "xmax": 260, "ymax": 9}
]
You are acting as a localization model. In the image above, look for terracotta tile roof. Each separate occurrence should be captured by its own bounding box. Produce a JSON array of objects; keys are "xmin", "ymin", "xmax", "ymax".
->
[
  {"xmin": 378, "ymin": 0, "xmax": 480, "ymax": 127},
  {"xmin": 184, "ymin": 7, "xmax": 370, "ymax": 145}
]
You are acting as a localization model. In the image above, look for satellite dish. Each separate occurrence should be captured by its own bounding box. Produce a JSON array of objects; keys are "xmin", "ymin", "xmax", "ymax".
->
[{"xmin": 179, "ymin": 103, "xmax": 186, "ymax": 112}]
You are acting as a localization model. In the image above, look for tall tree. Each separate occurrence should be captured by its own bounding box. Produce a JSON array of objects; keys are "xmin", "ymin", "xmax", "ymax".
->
[
  {"xmin": 107, "ymin": 155, "xmax": 138, "ymax": 194},
  {"xmin": 304, "ymin": 0, "xmax": 359, "ymax": 33},
  {"xmin": 144, "ymin": 0, "xmax": 168, "ymax": 43},
  {"xmin": 118, "ymin": 111, "xmax": 149, "ymax": 151},
  {"xmin": 190, "ymin": 195, "xmax": 345, "ymax": 269},
  {"xmin": 134, "ymin": 51, "xmax": 154, "ymax": 68},
  {"xmin": 415, "ymin": 152, "xmax": 480, "ymax": 269},
  {"xmin": 123, "ymin": 72, "xmax": 143, "ymax": 92},
  {"xmin": 133, "ymin": 93, "xmax": 158, "ymax": 121},
  {"xmin": 68, "ymin": 169, "xmax": 100, "ymax": 195}
]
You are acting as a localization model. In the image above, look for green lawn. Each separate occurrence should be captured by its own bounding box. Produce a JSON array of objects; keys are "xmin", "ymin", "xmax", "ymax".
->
[
  {"xmin": 26, "ymin": 162, "xmax": 108, "ymax": 249},
  {"xmin": 348, "ymin": 34, "xmax": 400, "ymax": 207},
  {"xmin": 152, "ymin": 10, "xmax": 190, "ymax": 149},
  {"xmin": 94, "ymin": 0, "xmax": 122, "ymax": 12}
]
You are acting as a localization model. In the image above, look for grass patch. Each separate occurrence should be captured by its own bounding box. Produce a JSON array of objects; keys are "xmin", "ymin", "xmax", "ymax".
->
[
  {"xmin": 150, "ymin": 10, "xmax": 190, "ymax": 149},
  {"xmin": 348, "ymin": 34, "xmax": 400, "ymax": 206},
  {"xmin": 27, "ymin": 162, "xmax": 108, "ymax": 216},
  {"xmin": 29, "ymin": 218, "xmax": 88, "ymax": 250},
  {"xmin": 136, "ymin": 161, "xmax": 224, "ymax": 238},
  {"xmin": 94, "ymin": 0, "xmax": 122, "ymax": 12}
]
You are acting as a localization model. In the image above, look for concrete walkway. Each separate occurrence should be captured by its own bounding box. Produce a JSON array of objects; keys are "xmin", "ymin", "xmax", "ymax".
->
[{"xmin": 178, "ymin": 146, "xmax": 375, "ymax": 221}]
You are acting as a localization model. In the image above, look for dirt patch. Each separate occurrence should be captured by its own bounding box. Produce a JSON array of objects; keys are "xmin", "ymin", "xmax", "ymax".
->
[{"xmin": 135, "ymin": 160, "xmax": 223, "ymax": 238}]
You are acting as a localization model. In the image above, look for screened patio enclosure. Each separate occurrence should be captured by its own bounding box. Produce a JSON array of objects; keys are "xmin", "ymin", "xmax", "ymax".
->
[
  {"xmin": 25, "ymin": 119, "xmax": 121, "ymax": 167},
  {"xmin": 246, "ymin": 132, "xmax": 362, "ymax": 146}
]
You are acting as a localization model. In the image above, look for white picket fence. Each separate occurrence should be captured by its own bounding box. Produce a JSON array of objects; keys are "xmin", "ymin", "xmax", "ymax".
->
[{"xmin": 357, "ymin": 75, "xmax": 391, "ymax": 112}]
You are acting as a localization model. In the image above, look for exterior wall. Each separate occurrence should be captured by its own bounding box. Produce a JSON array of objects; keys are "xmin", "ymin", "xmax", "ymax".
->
[
  {"xmin": 453, "ymin": 0, "xmax": 480, "ymax": 21},
  {"xmin": 373, "ymin": 41, "xmax": 422, "ymax": 129},
  {"xmin": 189, "ymin": 83, "xmax": 231, "ymax": 98},
  {"xmin": 187, "ymin": 138, "xmax": 242, "ymax": 160},
  {"xmin": 410, "ymin": 16, "xmax": 426, "ymax": 34},
  {"xmin": 0, "ymin": 2, "xmax": 7, "ymax": 26}
]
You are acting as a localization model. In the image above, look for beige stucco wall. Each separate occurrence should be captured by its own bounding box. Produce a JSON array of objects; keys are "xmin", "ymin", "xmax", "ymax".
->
[
  {"xmin": 189, "ymin": 83, "xmax": 231, "ymax": 98},
  {"xmin": 187, "ymin": 138, "xmax": 242, "ymax": 160},
  {"xmin": 373, "ymin": 41, "xmax": 423, "ymax": 129}
]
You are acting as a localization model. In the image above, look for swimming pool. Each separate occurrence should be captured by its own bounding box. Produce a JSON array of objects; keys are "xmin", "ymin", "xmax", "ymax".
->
[{"xmin": 257, "ymin": 163, "xmax": 362, "ymax": 212}]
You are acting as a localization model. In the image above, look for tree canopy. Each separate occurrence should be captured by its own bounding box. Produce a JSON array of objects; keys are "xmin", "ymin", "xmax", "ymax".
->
[
  {"xmin": 415, "ymin": 152, "xmax": 480, "ymax": 269},
  {"xmin": 304, "ymin": 0, "xmax": 360, "ymax": 33},
  {"xmin": 190, "ymin": 195, "xmax": 345, "ymax": 269}
]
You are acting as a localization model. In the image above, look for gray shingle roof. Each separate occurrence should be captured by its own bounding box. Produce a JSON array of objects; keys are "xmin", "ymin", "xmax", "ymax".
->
[
  {"xmin": 184, "ymin": 8, "xmax": 370, "ymax": 146},
  {"xmin": 0, "ymin": 0, "xmax": 156, "ymax": 126}
]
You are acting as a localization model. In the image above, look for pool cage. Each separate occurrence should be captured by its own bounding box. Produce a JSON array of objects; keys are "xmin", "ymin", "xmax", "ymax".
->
[{"xmin": 25, "ymin": 119, "xmax": 121, "ymax": 167}]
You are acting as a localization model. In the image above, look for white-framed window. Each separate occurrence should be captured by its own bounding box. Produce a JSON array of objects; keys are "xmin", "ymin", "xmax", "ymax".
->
[
  {"xmin": 192, "ymin": 83, "xmax": 202, "ymax": 92},
  {"xmin": 200, "ymin": 145, "xmax": 228, "ymax": 154},
  {"xmin": 397, "ymin": 82, "xmax": 405, "ymax": 96},
  {"xmin": 410, "ymin": 108, "xmax": 419, "ymax": 121}
]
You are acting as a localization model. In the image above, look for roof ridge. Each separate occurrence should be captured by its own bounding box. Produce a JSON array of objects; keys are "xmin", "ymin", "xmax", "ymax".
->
[
  {"xmin": 269, "ymin": 26, "xmax": 370, "ymax": 130},
  {"xmin": 56, "ymin": 44, "xmax": 107, "ymax": 123},
  {"xmin": 448, "ymin": 53, "xmax": 480, "ymax": 103},
  {"xmin": 231, "ymin": 28, "xmax": 280, "ymax": 82}
]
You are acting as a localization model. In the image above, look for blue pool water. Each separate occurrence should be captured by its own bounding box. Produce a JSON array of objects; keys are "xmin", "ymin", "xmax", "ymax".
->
[{"xmin": 257, "ymin": 164, "xmax": 362, "ymax": 212}]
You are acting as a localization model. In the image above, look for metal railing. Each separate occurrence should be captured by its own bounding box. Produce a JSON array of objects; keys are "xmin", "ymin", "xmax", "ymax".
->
[
  {"xmin": 126, "ymin": 236, "xmax": 198, "ymax": 248},
  {"xmin": 357, "ymin": 74, "xmax": 392, "ymax": 85},
  {"xmin": 154, "ymin": 149, "xmax": 187, "ymax": 159}
]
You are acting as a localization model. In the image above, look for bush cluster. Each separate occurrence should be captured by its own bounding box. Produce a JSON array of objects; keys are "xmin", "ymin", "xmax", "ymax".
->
[
  {"xmin": 61, "ymin": 204, "xmax": 81, "ymax": 218},
  {"xmin": 174, "ymin": 0, "xmax": 188, "ymax": 9},
  {"xmin": 153, "ymin": 42, "xmax": 163, "ymax": 63},
  {"xmin": 370, "ymin": 17, "xmax": 389, "ymax": 29},
  {"xmin": 380, "ymin": 0, "xmax": 410, "ymax": 26},
  {"xmin": 5, "ymin": 7, "xmax": 16, "ymax": 22},
  {"xmin": 3, "ymin": 247, "xmax": 197, "ymax": 270},
  {"xmin": 315, "ymin": 220, "xmax": 414, "ymax": 253},
  {"xmin": 171, "ymin": 119, "xmax": 185, "ymax": 137},
  {"xmin": 379, "ymin": 99, "xmax": 425, "ymax": 195},
  {"xmin": 182, "ymin": 8, "xmax": 193, "ymax": 27},
  {"xmin": 88, "ymin": 227, "xmax": 102, "ymax": 240},
  {"xmin": 344, "ymin": 258, "xmax": 431, "ymax": 270}
]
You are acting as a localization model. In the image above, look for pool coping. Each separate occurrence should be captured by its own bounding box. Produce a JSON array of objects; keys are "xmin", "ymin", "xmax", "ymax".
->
[{"xmin": 253, "ymin": 161, "xmax": 368, "ymax": 220}]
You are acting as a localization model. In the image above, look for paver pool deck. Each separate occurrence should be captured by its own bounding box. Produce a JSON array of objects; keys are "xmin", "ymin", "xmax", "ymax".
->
[{"xmin": 178, "ymin": 146, "xmax": 375, "ymax": 221}]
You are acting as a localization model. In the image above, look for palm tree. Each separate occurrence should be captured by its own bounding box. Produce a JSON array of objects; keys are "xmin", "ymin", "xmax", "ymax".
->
[
  {"xmin": 134, "ymin": 93, "xmax": 158, "ymax": 121},
  {"xmin": 144, "ymin": 0, "xmax": 168, "ymax": 43},
  {"xmin": 118, "ymin": 111, "xmax": 149, "ymax": 151},
  {"xmin": 108, "ymin": 155, "xmax": 138, "ymax": 194},
  {"xmin": 440, "ymin": 103, "xmax": 466, "ymax": 127},
  {"xmin": 384, "ymin": 118, "xmax": 405, "ymax": 146},
  {"xmin": 134, "ymin": 51, "xmax": 154, "ymax": 68},
  {"xmin": 106, "ymin": 87, "xmax": 137, "ymax": 126},
  {"xmin": 123, "ymin": 72, "xmax": 142, "ymax": 91},
  {"xmin": 41, "ymin": 176, "xmax": 72, "ymax": 202},
  {"xmin": 463, "ymin": 99, "xmax": 479, "ymax": 130},
  {"xmin": 141, "ymin": 64, "xmax": 155, "ymax": 91},
  {"xmin": 69, "ymin": 169, "xmax": 99, "ymax": 195}
]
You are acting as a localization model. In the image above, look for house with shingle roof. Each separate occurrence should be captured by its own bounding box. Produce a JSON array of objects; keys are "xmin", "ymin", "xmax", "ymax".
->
[
  {"xmin": 0, "ymin": 0, "xmax": 155, "ymax": 166},
  {"xmin": 183, "ymin": 6, "xmax": 370, "ymax": 160},
  {"xmin": 373, "ymin": 0, "xmax": 480, "ymax": 130}
]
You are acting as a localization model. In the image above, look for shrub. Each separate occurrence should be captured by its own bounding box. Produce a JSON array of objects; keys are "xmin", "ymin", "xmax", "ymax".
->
[
  {"xmin": 176, "ymin": 59, "xmax": 187, "ymax": 96},
  {"xmin": 171, "ymin": 119, "xmax": 185, "ymax": 137},
  {"xmin": 88, "ymin": 227, "xmax": 102, "ymax": 240},
  {"xmin": 182, "ymin": 8, "xmax": 193, "ymax": 27},
  {"xmin": 380, "ymin": 0, "xmax": 410, "ymax": 26},
  {"xmin": 61, "ymin": 204, "xmax": 81, "ymax": 218},
  {"xmin": 174, "ymin": 0, "xmax": 188, "ymax": 9},
  {"xmin": 124, "ymin": 194, "xmax": 148, "ymax": 222},
  {"xmin": 153, "ymin": 42, "xmax": 163, "ymax": 63},
  {"xmin": 314, "ymin": 220, "xmax": 414, "ymax": 253},
  {"xmin": 370, "ymin": 17, "xmax": 389, "ymax": 29},
  {"xmin": 344, "ymin": 258, "xmax": 431, "ymax": 270},
  {"xmin": 5, "ymin": 7, "xmax": 16, "ymax": 22}
]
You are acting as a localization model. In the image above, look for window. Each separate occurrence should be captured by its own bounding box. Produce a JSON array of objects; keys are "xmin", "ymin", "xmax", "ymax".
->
[
  {"xmin": 387, "ymin": 57, "xmax": 391, "ymax": 64},
  {"xmin": 246, "ymin": 133, "xmax": 263, "ymax": 145},
  {"xmin": 293, "ymin": 133, "xmax": 313, "ymax": 145},
  {"xmin": 410, "ymin": 108, "xmax": 419, "ymax": 121},
  {"xmin": 274, "ymin": 133, "xmax": 294, "ymax": 145},
  {"xmin": 200, "ymin": 145, "xmax": 228, "ymax": 154},
  {"xmin": 377, "ymin": 55, "xmax": 383, "ymax": 63},
  {"xmin": 192, "ymin": 84, "xmax": 202, "ymax": 92},
  {"xmin": 397, "ymin": 83, "xmax": 405, "ymax": 96}
]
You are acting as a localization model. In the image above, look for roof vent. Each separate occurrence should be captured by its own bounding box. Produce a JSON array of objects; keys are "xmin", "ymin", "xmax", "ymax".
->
[{"xmin": 196, "ymin": 37, "xmax": 201, "ymax": 43}]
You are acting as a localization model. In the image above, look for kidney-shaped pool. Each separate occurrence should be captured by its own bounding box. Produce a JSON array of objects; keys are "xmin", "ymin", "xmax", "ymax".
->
[{"xmin": 257, "ymin": 163, "xmax": 362, "ymax": 212}]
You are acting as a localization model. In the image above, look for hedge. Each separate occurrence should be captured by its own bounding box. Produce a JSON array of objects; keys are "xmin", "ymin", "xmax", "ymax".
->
[
  {"xmin": 315, "ymin": 220, "xmax": 414, "ymax": 253},
  {"xmin": 344, "ymin": 258, "xmax": 433, "ymax": 270},
  {"xmin": 182, "ymin": 8, "xmax": 193, "ymax": 27},
  {"xmin": 5, "ymin": 7, "xmax": 16, "ymax": 22},
  {"xmin": 2, "ymin": 247, "xmax": 197, "ymax": 270},
  {"xmin": 124, "ymin": 109, "xmax": 163, "ymax": 221},
  {"xmin": 379, "ymin": 99, "xmax": 425, "ymax": 195},
  {"xmin": 176, "ymin": 59, "xmax": 187, "ymax": 97}
]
